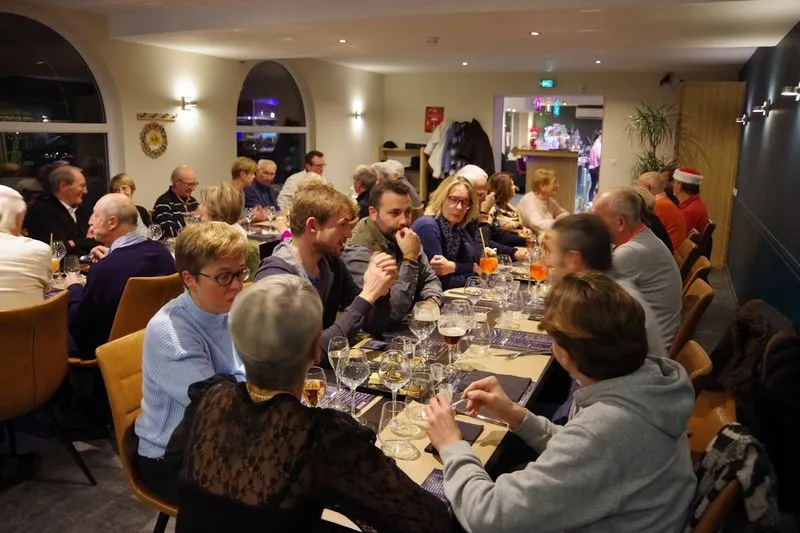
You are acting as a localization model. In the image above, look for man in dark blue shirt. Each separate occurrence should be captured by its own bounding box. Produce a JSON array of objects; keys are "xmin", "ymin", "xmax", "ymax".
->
[{"xmin": 244, "ymin": 159, "xmax": 278, "ymax": 216}]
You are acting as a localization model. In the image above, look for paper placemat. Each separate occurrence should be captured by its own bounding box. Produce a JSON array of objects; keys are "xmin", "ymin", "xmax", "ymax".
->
[
  {"xmin": 421, "ymin": 470, "xmax": 452, "ymax": 511},
  {"xmin": 490, "ymin": 329, "xmax": 552, "ymax": 353}
]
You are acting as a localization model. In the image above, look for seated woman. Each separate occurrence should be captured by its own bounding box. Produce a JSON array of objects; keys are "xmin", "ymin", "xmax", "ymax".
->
[
  {"xmin": 518, "ymin": 168, "xmax": 569, "ymax": 233},
  {"xmin": 488, "ymin": 172, "xmax": 523, "ymax": 231},
  {"xmin": 411, "ymin": 175, "xmax": 481, "ymax": 289},
  {"xmin": 197, "ymin": 182, "xmax": 259, "ymax": 280},
  {"xmin": 135, "ymin": 222, "xmax": 249, "ymax": 506},
  {"xmin": 632, "ymin": 186, "xmax": 673, "ymax": 254},
  {"xmin": 110, "ymin": 173, "xmax": 152, "ymax": 234},
  {"xmin": 167, "ymin": 275, "xmax": 452, "ymax": 532}
]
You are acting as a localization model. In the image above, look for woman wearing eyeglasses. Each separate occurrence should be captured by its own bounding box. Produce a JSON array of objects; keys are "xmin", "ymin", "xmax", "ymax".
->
[
  {"xmin": 135, "ymin": 222, "xmax": 250, "ymax": 506},
  {"xmin": 411, "ymin": 175, "xmax": 481, "ymax": 289}
]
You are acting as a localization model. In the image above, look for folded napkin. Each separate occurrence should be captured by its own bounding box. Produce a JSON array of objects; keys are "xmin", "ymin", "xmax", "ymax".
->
[{"xmin": 424, "ymin": 420, "xmax": 484, "ymax": 455}]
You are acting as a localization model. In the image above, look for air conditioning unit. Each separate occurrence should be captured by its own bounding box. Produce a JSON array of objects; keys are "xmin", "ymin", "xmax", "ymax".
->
[{"xmin": 575, "ymin": 107, "xmax": 604, "ymax": 120}]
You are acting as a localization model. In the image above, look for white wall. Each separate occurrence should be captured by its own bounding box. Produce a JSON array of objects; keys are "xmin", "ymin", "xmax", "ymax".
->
[{"xmin": 382, "ymin": 71, "xmax": 738, "ymax": 190}]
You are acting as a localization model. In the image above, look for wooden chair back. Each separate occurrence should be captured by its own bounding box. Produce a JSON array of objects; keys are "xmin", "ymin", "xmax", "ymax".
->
[
  {"xmin": 675, "ymin": 239, "xmax": 699, "ymax": 280},
  {"xmin": 676, "ymin": 341, "xmax": 713, "ymax": 393},
  {"xmin": 0, "ymin": 292, "xmax": 69, "ymax": 421},
  {"xmin": 96, "ymin": 330, "xmax": 177, "ymax": 517},
  {"xmin": 684, "ymin": 256, "xmax": 712, "ymax": 295},
  {"xmin": 107, "ymin": 273, "xmax": 184, "ymax": 342},
  {"xmin": 689, "ymin": 407, "xmax": 734, "ymax": 467},
  {"xmin": 670, "ymin": 279, "xmax": 715, "ymax": 358}
]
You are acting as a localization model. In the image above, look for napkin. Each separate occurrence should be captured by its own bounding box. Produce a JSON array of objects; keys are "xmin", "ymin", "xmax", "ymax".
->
[{"xmin": 424, "ymin": 420, "xmax": 483, "ymax": 455}]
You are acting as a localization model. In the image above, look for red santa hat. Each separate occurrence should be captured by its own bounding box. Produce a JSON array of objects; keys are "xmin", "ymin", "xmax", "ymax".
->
[{"xmin": 673, "ymin": 168, "xmax": 703, "ymax": 185}]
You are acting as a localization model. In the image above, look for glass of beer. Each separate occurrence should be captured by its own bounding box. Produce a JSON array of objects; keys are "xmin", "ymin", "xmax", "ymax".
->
[
  {"xmin": 303, "ymin": 366, "xmax": 327, "ymax": 408},
  {"xmin": 437, "ymin": 304, "xmax": 470, "ymax": 374}
]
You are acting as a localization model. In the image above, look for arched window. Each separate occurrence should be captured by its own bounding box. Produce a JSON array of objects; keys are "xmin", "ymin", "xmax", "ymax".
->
[
  {"xmin": 237, "ymin": 61, "xmax": 307, "ymax": 184},
  {"xmin": 0, "ymin": 13, "xmax": 109, "ymax": 209}
]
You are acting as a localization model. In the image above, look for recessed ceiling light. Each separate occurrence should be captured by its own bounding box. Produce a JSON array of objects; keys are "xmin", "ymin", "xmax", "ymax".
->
[
  {"xmin": 461, "ymin": 61, "xmax": 469, "ymax": 66},
  {"xmin": 595, "ymin": 59, "xmax": 602, "ymax": 64},
  {"xmin": 338, "ymin": 39, "xmax": 348, "ymax": 44},
  {"xmin": 530, "ymin": 31, "xmax": 541, "ymax": 36}
]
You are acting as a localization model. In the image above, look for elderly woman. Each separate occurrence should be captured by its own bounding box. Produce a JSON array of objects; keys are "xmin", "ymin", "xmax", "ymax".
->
[
  {"xmin": 488, "ymin": 172, "xmax": 523, "ymax": 230},
  {"xmin": 411, "ymin": 175, "xmax": 481, "ymax": 289},
  {"xmin": 166, "ymin": 275, "xmax": 452, "ymax": 532},
  {"xmin": 110, "ymin": 173, "xmax": 152, "ymax": 233},
  {"xmin": 373, "ymin": 159, "xmax": 422, "ymax": 207},
  {"xmin": 0, "ymin": 185, "xmax": 51, "ymax": 311},
  {"xmin": 197, "ymin": 182, "xmax": 259, "ymax": 279},
  {"xmin": 518, "ymin": 168, "xmax": 569, "ymax": 232},
  {"xmin": 135, "ymin": 222, "xmax": 249, "ymax": 506}
]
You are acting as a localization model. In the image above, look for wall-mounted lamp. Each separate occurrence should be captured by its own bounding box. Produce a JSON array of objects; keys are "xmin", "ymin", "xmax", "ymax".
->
[
  {"xmin": 735, "ymin": 114, "xmax": 749, "ymax": 126},
  {"xmin": 350, "ymin": 111, "xmax": 364, "ymax": 119},
  {"xmin": 781, "ymin": 84, "xmax": 800, "ymax": 101},
  {"xmin": 181, "ymin": 97, "xmax": 198, "ymax": 110},
  {"xmin": 751, "ymin": 99, "xmax": 771, "ymax": 117}
]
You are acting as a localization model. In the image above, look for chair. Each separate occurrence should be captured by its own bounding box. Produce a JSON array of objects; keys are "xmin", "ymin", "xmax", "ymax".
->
[
  {"xmin": 674, "ymin": 239, "xmax": 700, "ymax": 280},
  {"xmin": 690, "ymin": 221, "xmax": 716, "ymax": 261},
  {"xmin": 96, "ymin": 330, "xmax": 176, "ymax": 533},
  {"xmin": 675, "ymin": 341, "xmax": 713, "ymax": 393},
  {"xmin": 689, "ymin": 407, "xmax": 734, "ymax": 467},
  {"xmin": 0, "ymin": 292, "xmax": 96, "ymax": 485},
  {"xmin": 669, "ymin": 279, "xmax": 714, "ymax": 359},
  {"xmin": 683, "ymin": 256, "xmax": 712, "ymax": 296}
]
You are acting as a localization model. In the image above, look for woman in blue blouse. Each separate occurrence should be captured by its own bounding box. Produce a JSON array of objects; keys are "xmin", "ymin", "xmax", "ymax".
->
[{"xmin": 411, "ymin": 175, "xmax": 481, "ymax": 289}]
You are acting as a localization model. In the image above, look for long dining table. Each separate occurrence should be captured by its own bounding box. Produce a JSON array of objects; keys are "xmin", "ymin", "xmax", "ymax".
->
[{"xmin": 322, "ymin": 286, "xmax": 554, "ymax": 530}]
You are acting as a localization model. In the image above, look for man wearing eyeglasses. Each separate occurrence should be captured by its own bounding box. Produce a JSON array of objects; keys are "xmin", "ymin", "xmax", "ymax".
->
[
  {"xmin": 152, "ymin": 165, "xmax": 200, "ymax": 238},
  {"xmin": 244, "ymin": 159, "xmax": 279, "ymax": 220},
  {"xmin": 277, "ymin": 150, "xmax": 325, "ymax": 212}
]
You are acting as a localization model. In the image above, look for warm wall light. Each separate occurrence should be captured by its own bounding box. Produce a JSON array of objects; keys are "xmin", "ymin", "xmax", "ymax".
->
[
  {"xmin": 181, "ymin": 96, "xmax": 198, "ymax": 110},
  {"xmin": 781, "ymin": 84, "xmax": 800, "ymax": 101},
  {"xmin": 751, "ymin": 99, "xmax": 771, "ymax": 117},
  {"xmin": 351, "ymin": 111, "xmax": 364, "ymax": 119},
  {"xmin": 735, "ymin": 114, "xmax": 749, "ymax": 126}
]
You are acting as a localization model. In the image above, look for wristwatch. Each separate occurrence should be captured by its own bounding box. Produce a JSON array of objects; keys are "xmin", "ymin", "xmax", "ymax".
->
[{"xmin": 402, "ymin": 258, "xmax": 419, "ymax": 267}]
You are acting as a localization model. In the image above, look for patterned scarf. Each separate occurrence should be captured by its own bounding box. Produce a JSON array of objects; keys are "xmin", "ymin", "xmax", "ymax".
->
[{"xmin": 436, "ymin": 216, "xmax": 462, "ymax": 261}]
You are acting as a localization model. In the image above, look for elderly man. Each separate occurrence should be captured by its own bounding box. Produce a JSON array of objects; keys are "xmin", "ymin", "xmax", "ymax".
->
[
  {"xmin": 24, "ymin": 165, "xmax": 98, "ymax": 255},
  {"xmin": 343, "ymin": 179, "xmax": 442, "ymax": 324},
  {"xmin": 593, "ymin": 187, "xmax": 682, "ymax": 349},
  {"xmin": 373, "ymin": 159, "xmax": 422, "ymax": 207},
  {"xmin": 353, "ymin": 164, "xmax": 379, "ymax": 218},
  {"xmin": 152, "ymin": 165, "xmax": 200, "ymax": 238},
  {"xmin": 66, "ymin": 193, "xmax": 175, "ymax": 357},
  {"xmin": 244, "ymin": 159, "xmax": 278, "ymax": 212},
  {"xmin": 673, "ymin": 168, "xmax": 710, "ymax": 234},
  {"xmin": 638, "ymin": 171, "xmax": 687, "ymax": 250},
  {"xmin": 0, "ymin": 185, "xmax": 51, "ymax": 311},
  {"xmin": 277, "ymin": 150, "xmax": 325, "ymax": 211}
]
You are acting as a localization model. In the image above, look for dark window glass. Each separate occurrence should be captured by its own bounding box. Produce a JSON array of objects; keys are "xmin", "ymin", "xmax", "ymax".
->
[
  {"xmin": 236, "ymin": 132, "xmax": 305, "ymax": 185},
  {"xmin": 237, "ymin": 62, "xmax": 305, "ymax": 127},
  {"xmin": 0, "ymin": 14, "xmax": 105, "ymax": 124}
]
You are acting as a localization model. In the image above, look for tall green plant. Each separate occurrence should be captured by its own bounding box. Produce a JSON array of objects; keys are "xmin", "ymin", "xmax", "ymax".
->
[{"xmin": 625, "ymin": 102, "xmax": 680, "ymax": 178}]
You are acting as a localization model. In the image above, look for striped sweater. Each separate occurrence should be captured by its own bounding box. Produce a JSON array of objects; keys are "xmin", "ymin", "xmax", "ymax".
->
[{"xmin": 152, "ymin": 188, "xmax": 198, "ymax": 238}]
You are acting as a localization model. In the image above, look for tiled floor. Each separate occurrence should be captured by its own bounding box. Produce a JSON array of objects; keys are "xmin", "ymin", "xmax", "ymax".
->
[{"xmin": 0, "ymin": 269, "xmax": 780, "ymax": 532}]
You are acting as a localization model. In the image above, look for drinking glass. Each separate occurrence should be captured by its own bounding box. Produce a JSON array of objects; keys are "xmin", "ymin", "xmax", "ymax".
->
[
  {"xmin": 51, "ymin": 241, "xmax": 66, "ymax": 280},
  {"xmin": 338, "ymin": 348, "xmax": 370, "ymax": 424},
  {"xmin": 429, "ymin": 363, "xmax": 445, "ymax": 387},
  {"xmin": 266, "ymin": 206, "xmax": 277, "ymax": 222},
  {"xmin": 378, "ymin": 401, "xmax": 420, "ymax": 461},
  {"xmin": 327, "ymin": 336, "xmax": 349, "ymax": 410},
  {"xmin": 244, "ymin": 207, "xmax": 255, "ymax": 229},
  {"xmin": 409, "ymin": 301, "xmax": 437, "ymax": 361},
  {"xmin": 497, "ymin": 254, "xmax": 513, "ymax": 273},
  {"xmin": 379, "ymin": 350, "xmax": 411, "ymax": 403},
  {"xmin": 464, "ymin": 276, "xmax": 484, "ymax": 307},
  {"xmin": 404, "ymin": 371, "xmax": 435, "ymax": 422},
  {"xmin": 63, "ymin": 255, "xmax": 80, "ymax": 275},
  {"xmin": 438, "ymin": 303, "xmax": 470, "ymax": 373},
  {"xmin": 469, "ymin": 321, "xmax": 492, "ymax": 357},
  {"xmin": 147, "ymin": 223, "xmax": 163, "ymax": 241},
  {"xmin": 184, "ymin": 213, "xmax": 201, "ymax": 226},
  {"xmin": 303, "ymin": 367, "xmax": 327, "ymax": 408},
  {"xmin": 479, "ymin": 255, "xmax": 498, "ymax": 277}
]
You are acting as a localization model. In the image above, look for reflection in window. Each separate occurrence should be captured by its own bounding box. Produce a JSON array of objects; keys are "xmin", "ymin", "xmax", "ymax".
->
[{"xmin": 236, "ymin": 132, "xmax": 305, "ymax": 184}]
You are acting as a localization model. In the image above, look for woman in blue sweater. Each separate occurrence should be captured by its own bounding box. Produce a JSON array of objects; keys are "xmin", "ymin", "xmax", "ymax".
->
[
  {"xmin": 135, "ymin": 221, "xmax": 249, "ymax": 505},
  {"xmin": 411, "ymin": 175, "xmax": 481, "ymax": 289}
]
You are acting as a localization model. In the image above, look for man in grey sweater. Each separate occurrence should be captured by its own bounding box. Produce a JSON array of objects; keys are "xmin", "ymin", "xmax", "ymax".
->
[
  {"xmin": 594, "ymin": 187, "xmax": 683, "ymax": 349},
  {"xmin": 342, "ymin": 179, "xmax": 441, "ymax": 324},
  {"xmin": 426, "ymin": 271, "xmax": 696, "ymax": 533}
]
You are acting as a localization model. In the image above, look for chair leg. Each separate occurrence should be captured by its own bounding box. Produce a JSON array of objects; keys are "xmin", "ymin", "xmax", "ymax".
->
[
  {"xmin": 43, "ymin": 405, "xmax": 97, "ymax": 486},
  {"xmin": 153, "ymin": 512, "xmax": 170, "ymax": 533}
]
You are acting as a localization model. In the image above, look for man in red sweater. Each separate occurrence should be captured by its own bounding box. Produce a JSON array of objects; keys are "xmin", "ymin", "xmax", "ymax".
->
[
  {"xmin": 637, "ymin": 172, "xmax": 687, "ymax": 250},
  {"xmin": 673, "ymin": 168, "xmax": 710, "ymax": 234}
]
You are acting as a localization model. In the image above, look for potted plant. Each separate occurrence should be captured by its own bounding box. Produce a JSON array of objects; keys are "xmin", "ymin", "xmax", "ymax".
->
[{"xmin": 625, "ymin": 102, "xmax": 683, "ymax": 178}]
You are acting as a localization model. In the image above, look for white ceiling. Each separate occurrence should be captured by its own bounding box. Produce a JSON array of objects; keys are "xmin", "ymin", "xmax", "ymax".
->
[{"xmin": 25, "ymin": 0, "xmax": 800, "ymax": 73}]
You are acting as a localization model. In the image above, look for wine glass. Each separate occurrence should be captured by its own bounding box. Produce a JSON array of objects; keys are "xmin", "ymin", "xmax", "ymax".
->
[
  {"xmin": 266, "ymin": 206, "xmax": 277, "ymax": 223},
  {"xmin": 469, "ymin": 321, "xmax": 492, "ymax": 357},
  {"xmin": 438, "ymin": 303, "xmax": 470, "ymax": 374},
  {"xmin": 338, "ymin": 348, "xmax": 370, "ymax": 424},
  {"xmin": 497, "ymin": 254, "xmax": 513, "ymax": 273},
  {"xmin": 378, "ymin": 401, "xmax": 420, "ymax": 461},
  {"xmin": 404, "ymin": 371, "xmax": 435, "ymax": 423},
  {"xmin": 51, "ymin": 241, "xmax": 66, "ymax": 280},
  {"xmin": 303, "ymin": 367, "xmax": 327, "ymax": 408},
  {"xmin": 379, "ymin": 350, "xmax": 411, "ymax": 403},
  {"xmin": 464, "ymin": 276, "xmax": 484, "ymax": 307},
  {"xmin": 147, "ymin": 223, "xmax": 163, "ymax": 241},
  {"xmin": 409, "ymin": 301, "xmax": 437, "ymax": 361},
  {"xmin": 327, "ymin": 336, "xmax": 349, "ymax": 410},
  {"xmin": 63, "ymin": 255, "xmax": 80, "ymax": 275},
  {"xmin": 429, "ymin": 363, "xmax": 445, "ymax": 387},
  {"xmin": 244, "ymin": 207, "xmax": 255, "ymax": 229},
  {"xmin": 530, "ymin": 245, "xmax": 548, "ymax": 299}
]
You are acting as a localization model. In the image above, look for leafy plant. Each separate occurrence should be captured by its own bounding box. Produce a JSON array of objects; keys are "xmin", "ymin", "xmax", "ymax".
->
[{"xmin": 625, "ymin": 102, "xmax": 682, "ymax": 178}]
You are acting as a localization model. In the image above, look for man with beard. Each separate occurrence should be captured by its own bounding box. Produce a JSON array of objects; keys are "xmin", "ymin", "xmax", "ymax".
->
[
  {"xmin": 343, "ymin": 179, "xmax": 442, "ymax": 324},
  {"xmin": 255, "ymin": 182, "xmax": 397, "ymax": 361}
]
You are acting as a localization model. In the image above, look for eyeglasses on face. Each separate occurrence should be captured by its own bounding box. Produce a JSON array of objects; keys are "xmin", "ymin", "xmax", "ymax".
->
[
  {"xmin": 195, "ymin": 268, "xmax": 250, "ymax": 286},
  {"xmin": 179, "ymin": 180, "xmax": 199, "ymax": 189},
  {"xmin": 309, "ymin": 162, "xmax": 326, "ymax": 170},
  {"xmin": 446, "ymin": 195, "xmax": 471, "ymax": 208}
]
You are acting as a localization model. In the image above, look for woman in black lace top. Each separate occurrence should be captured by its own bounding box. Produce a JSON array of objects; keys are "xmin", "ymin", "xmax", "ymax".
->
[{"xmin": 166, "ymin": 275, "xmax": 453, "ymax": 533}]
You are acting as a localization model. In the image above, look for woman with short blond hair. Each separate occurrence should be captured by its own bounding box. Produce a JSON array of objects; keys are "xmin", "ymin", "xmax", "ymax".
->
[{"xmin": 518, "ymin": 168, "xmax": 569, "ymax": 232}]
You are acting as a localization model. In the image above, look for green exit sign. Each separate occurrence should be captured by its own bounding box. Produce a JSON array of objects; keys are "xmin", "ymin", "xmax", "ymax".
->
[{"xmin": 539, "ymin": 79, "xmax": 556, "ymax": 88}]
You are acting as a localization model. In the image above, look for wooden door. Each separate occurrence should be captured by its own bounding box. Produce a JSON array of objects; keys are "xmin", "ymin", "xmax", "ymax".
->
[{"xmin": 676, "ymin": 82, "xmax": 746, "ymax": 267}]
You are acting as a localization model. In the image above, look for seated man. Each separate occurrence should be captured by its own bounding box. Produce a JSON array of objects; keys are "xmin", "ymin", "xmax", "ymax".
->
[
  {"xmin": 352, "ymin": 164, "xmax": 378, "ymax": 219},
  {"xmin": 256, "ymin": 183, "xmax": 396, "ymax": 360},
  {"xmin": 372, "ymin": 159, "xmax": 422, "ymax": 207},
  {"xmin": 637, "ymin": 171, "xmax": 687, "ymax": 251},
  {"xmin": 594, "ymin": 187, "xmax": 682, "ymax": 349},
  {"xmin": 152, "ymin": 165, "xmax": 199, "ymax": 238},
  {"xmin": 24, "ymin": 165, "xmax": 98, "ymax": 255},
  {"xmin": 136, "ymin": 222, "xmax": 249, "ymax": 505},
  {"xmin": 426, "ymin": 271, "xmax": 696, "ymax": 533},
  {"xmin": 343, "ymin": 180, "xmax": 441, "ymax": 324},
  {"xmin": 0, "ymin": 185, "xmax": 51, "ymax": 311},
  {"xmin": 244, "ymin": 159, "xmax": 278, "ymax": 213},
  {"xmin": 277, "ymin": 150, "xmax": 325, "ymax": 212},
  {"xmin": 673, "ymin": 167, "xmax": 710, "ymax": 234},
  {"xmin": 65, "ymin": 193, "xmax": 176, "ymax": 356}
]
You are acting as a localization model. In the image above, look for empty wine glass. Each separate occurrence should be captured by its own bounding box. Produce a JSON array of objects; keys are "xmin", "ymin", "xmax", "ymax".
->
[
  {"xmin": 379, "ymin": 350, "xmax": 411, "ymax": 404},
  {"xmin": 378, "ymin": 401, "xmax": 420, "ymax": 461},
  {"xmin": 63, "ymin": 255, "xmax": 80, "ymax": 275},
  {"xmin": 338, "ymin": 348, "xmax": 370, "ymax": 424},
  {"xmin": 51, "ymin": 241, "xmax": 66, "ymax": 280},
  {"xmin": 409, "ymin": 301, "xmax": 437, "ymax": 361},
  {"xmin": 404, "ymin": 371, "xmax": 435, "ymax": 422},
  {"xmin": 327, "ymin": 336, "xmax": 349, "ymax": 410},
  {"xmin": 497, "ymin": 254, "xmax": 513, "ymax": 273},
  {"xmin": 464, "ymin": 276, "xmax": 484, "ymax": 307},
  {"xmin": 469, "ymin": 321, "xmax": 492, "ymax": 357},
  {"xmin": 244, "ymin": 207, "xmax": 255, "ymax": 229},
  {"xmin": 147, "ymin": 223, "xmax": 163, "ymax": 241},
  {"xmin": 266, "ymin": 206, "xmax": 277, "ymax": 222},
  {"xmin": 303, "ymin": 367, "xmax": 327, "ymax": 408}
]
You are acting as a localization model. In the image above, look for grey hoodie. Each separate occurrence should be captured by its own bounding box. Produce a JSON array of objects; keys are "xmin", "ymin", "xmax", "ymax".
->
[{"xmin": 441, "ymin": 356, "xmax": 696, "ymax": 533}]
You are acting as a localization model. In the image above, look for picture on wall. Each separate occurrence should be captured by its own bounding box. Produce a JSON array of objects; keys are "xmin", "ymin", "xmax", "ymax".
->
[{"xmin": 424, "ymin": 106, "xmax": 444, "ymax": 133}]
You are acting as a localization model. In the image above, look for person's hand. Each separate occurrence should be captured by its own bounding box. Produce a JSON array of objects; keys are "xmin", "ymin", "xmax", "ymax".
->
[
  {"xmin": 65, "ymin": 272, "xmax": 84, "ymax": 288},
  {"xmin": 480, "ymin": 192, "xmax": 496, "ymax": 214},
  {"xmin": 538, "ymin": 230, "xmax": 553, "ymax": 253},
  {"xmin": 395, "ymin": 228, "xmax": 421, "ymax": 261},
  {"xmin": 461, "ymin": 376, "xmax": 526, "ymax": 429},
  {"xmin": 430, "ymin": 255, "xmax": 456, "ymax": 276},
  {"xmin": 425, "ymin": 393, "xmax": 462, "ymax": 452},
  {"xmin": 90, "ymin": 245, "xmax": 109, "ymax": 263},
  {"xmin": 361, "ymin": 252, "xmax": 398, "ymax": 302},
  {"xmin": 513, "ymin": 248, "xmax": 528, "ymax": 262}
]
